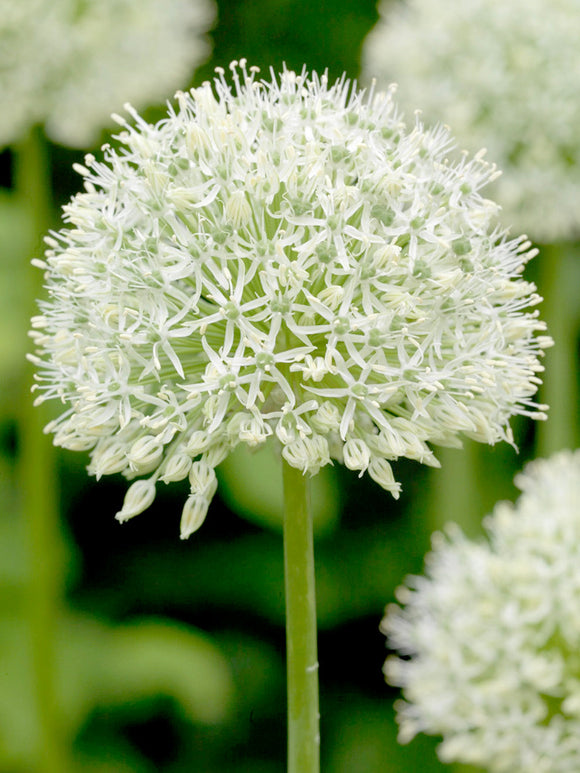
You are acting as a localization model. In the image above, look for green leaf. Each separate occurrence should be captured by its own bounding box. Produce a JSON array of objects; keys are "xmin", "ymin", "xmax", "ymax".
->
[
  {"xmin": 58, "ymin": 616, "xmax": 235, "ymax": 730},
  {"xmin": 99, "ymin": 618, "xmax": 235, "ymax": 724},
  {"xmin": 74, "ymin": 741, "xmax": 157, "ymax": 773},
  {"xmin": 0, "ymin": 613, "xmax": 234, "ymax": 769}
]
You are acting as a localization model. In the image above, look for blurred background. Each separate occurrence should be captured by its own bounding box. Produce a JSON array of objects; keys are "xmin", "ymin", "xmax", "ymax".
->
[{"xmin": 1, "ymin": 0, "xmax": 578, "ymax": 771}]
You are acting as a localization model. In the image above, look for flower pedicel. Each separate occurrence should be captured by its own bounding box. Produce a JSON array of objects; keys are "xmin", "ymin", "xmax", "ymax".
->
[{"xmin": 30, "ymin": 62, "xmax": 551, "ymax": 537}]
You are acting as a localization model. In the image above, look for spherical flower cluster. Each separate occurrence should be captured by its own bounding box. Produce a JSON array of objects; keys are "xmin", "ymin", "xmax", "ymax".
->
[
  {"xmin": 383, "ymin": 450, "xmax": 580, "ymax": 772},
  {"xmin": 30, "ymin": 62, "xmax": 550, "ymax": 538},
  {"xmin": 0, "ymin": 0, "xmax": 215, "ymax": 148},
  {"xmin": 362, "ymin": 0, "xmax": 580, "ymax": 243}
]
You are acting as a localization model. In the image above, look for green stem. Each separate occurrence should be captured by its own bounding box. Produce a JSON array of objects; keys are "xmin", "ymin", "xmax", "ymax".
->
[
  {"xmin": 535, "ymin": 243, "xmax": 579, "ymax": 456},
  {"xmin": 282, "ymin": 460, "xmax": 320, "ymax": 773},
  {"xmin": 15, "ymin": 127, "xmax": 69, "ymax": 773},
  {"xmin": 431, "ymin": 443, "xmax": 486, "ymax": 773},
  {"xmin": 430, "ymin": 441, "xmax": 482, "ymax": 537}
]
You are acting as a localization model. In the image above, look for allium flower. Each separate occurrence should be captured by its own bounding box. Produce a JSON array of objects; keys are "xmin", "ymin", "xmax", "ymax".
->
[
  {"xmin": 30, "ymin": 62, "xmax": 550, "ymax": 537},
  {"xmin": 383, "ymin": 450, "xmax": 580, "ymax": 773},
  {"xmin": 362, "ymin": 0, "xmax": 580, "ymax": 242},
  {"xmin": 0, "ymin": 0, "xmax": 215, "ymax": 148}
]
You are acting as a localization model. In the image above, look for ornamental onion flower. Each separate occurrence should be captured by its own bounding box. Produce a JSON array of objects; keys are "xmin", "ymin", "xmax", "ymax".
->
[
  {"xmin": 383, "ymin": 449, "xmax": 580, "ymax": 773},
  {"xmin": 0, "ymin": 0, "xmax": 215, "ymax": 148},
  {"xmin": 29, "ymin": 61, "xmax": 551, "ymax": 538},
  {"xmin": 362, "ymin": 0, "xmax": 580, "ymax": 243}
]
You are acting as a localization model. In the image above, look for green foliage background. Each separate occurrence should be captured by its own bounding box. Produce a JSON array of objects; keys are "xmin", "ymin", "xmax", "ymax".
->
[{"xmin": 1, "ymin": 1, "xmax": 578, "ymax": 771}]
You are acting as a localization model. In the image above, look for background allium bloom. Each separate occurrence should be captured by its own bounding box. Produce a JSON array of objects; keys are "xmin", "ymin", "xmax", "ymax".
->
[
  {"xmin": 383, "ymin": 450, "xmax": 580, "ymax": 773},
  {"xmin": 0, "ymin": 0, "xmax": 215, "ymax": 148},
  {"xmin": 362, "ymin": 0, "xmax": 580, "ymax": 243},
  {"xmin": 30, "ymin": 62, "xmax": 550, "ymax": 537}
]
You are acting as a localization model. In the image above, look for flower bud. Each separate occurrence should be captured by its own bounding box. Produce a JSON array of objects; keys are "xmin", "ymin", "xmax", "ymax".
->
[
  {"xmin": 116, "ymin": 479, "xmax": 156, "ymax": 522},
  {"xmin": 161, "ymin": 452, "xmax": 192, "ymax": 483},
  {"xmin": 343, "ymin": 438, "xmax": 371, "ymax": 473},
  {"xmin": 127, "ymin": 435, "xmax": 164, "ymax": 473},
  {"xmin": 88, "ymin": 438, "xmax": 128, "ymax": 479},
  {"xmin": 189, "ymin": 460, "xmax": 218, "ymax": 499},
  {"xmin": 180, "ymin": 495, "xmax": 209, "ymax": 539}
]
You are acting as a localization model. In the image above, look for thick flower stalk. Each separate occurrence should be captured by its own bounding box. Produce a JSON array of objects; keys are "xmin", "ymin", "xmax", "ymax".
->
[
  {"xmin": 0, "ymin": 0, "xmax": 215, "ymax": 148},
  {"xmin": 30, "ymin": 62, "xmax": 550, "ymax": 538},
  {"xmin": 383, "ymin": 449, "xmax": 580, "ymax": 772},
  {"xmin": 362, "ymin": 0, "xmax": 580, "ymax": 243}
]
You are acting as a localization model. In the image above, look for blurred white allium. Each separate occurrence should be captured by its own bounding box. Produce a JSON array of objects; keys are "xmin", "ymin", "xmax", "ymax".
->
[
  {"xmin": 30, "ymin": 62, "xmax": 550, "ymax": 537},
  {"xmin": 0, "ymin": 0, "xmax": 215, "ymax": 148},
  {"xmin": 383, "ymin": 450, "xmax": 580, "ymax": 772},
  {"xmin": 362, "ymin": 0, "xmax": 580, "ymax": 242}
]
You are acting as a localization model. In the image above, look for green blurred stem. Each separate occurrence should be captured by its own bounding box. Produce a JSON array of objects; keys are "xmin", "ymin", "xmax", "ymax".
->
[
  {"xmin": 282, "ymin": 460, "xmax": 320, "ymax": 773},
  {"xmin": 430, "ymin": 441, "xmax": 482, "ymax": 537},
  {"xmin": 536, "ymin": 243, "xmax": 579, "ymax": 456},
  {"xmin": 15, "ymin": 128, "xmax": 69, "ymax": 773}
]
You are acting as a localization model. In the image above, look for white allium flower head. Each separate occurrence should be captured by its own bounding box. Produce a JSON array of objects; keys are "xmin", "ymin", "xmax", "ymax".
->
[
  {"xmin": 0, "ymin": 0, "xmax": 215, "ymax": 148},
  {"xmin": 30, "ymin": 61, "xmax": 551, "ymax": 538},
  {"xmin": 383, "ymin": 450, "xmax": 580, "ymax": 773},
  {"xmin": 362, "ymin": 0, "xmax": 580, "ymax": 243}
]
